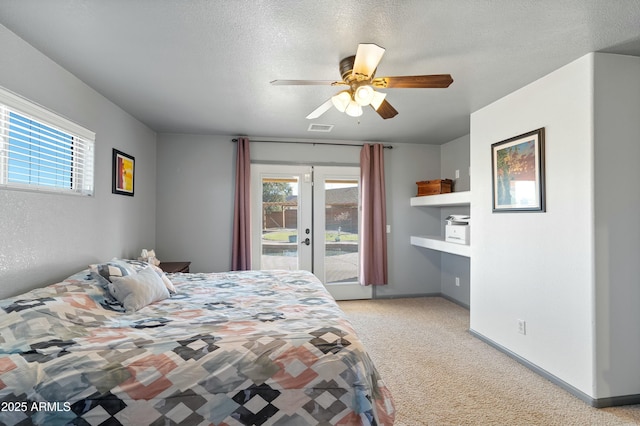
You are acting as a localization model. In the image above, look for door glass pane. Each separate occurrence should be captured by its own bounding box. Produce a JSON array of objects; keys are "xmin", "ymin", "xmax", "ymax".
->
[
  {"xmin": 261, "ymin": 177, "xmax": 299, "ymax": 270},
  {"xmin": 324, "ymin": 179, "xmax": 359, "ymax": 283}
]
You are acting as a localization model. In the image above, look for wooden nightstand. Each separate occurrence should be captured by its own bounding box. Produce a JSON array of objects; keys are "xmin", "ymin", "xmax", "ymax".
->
[{"xmin": 158, "ymin": 261, "xmax": 191, "ymax": 273}]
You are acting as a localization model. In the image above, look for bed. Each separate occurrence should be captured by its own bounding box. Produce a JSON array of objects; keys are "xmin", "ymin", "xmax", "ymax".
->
[{"xmin": 0, "ymin": 261, "xmax": 395, "ymax": 425}]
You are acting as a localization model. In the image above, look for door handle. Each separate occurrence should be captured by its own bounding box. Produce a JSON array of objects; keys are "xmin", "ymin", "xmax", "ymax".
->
[{"xmin": 303, "ymin": 238, "xmax": 311, "ymax": 246}]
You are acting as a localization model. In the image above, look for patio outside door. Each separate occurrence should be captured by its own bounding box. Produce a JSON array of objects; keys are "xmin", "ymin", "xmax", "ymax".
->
[{"xmin": 251, "ymin": 164, "xmax": 371, "ymax": 300}]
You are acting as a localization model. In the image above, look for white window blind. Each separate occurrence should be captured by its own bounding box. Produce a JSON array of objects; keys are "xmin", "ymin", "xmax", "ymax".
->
[{"xmin": 0, "ymin": 87, "xmax": 95, "ymax": 196}]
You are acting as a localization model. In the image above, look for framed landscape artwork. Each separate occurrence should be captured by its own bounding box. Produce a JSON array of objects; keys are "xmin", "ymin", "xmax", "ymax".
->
[
  {"xmin": 491, "ymin": 128, "xmax": 545, "ymax": 212},
  {"xmin": 112, "ymin": 148, "xmax": 135, "ymax": 196}
]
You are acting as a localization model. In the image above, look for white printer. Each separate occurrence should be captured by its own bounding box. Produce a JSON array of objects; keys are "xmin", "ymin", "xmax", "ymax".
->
[{"xmin": 445, "ymin": 215, "xmax": 470, "ymax": 245}]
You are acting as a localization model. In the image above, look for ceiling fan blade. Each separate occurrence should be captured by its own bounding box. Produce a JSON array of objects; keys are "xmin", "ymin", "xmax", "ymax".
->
[
  {"xmin": 270, "ymin": 79, "xmax": 345, "ymax": 86},
  {"xmin": 306, "ymin": 98, "xmax": 334, "ymax": 119},
  {"xmin": 372, "ymin": 74, "xmax": 454, "ymax": 89},
  {"xmin": 352, "ymin": 43, "xmax": 386, "ymax": 79},
  {"xmin": 372, "ymin": 99, "xmax": 398, "ymax": 119}
]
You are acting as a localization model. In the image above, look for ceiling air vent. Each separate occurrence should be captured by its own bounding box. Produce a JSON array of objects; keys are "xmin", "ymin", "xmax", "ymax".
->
[{"xmin": 307, "ymin": 123, "xmax": 334, "ymax": 133}]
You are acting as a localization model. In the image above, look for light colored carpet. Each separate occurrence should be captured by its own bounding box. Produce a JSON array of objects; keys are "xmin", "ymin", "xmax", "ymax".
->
[{"xmin": 338, "ymin": 297, "xmax": 640, "ymax": 426}]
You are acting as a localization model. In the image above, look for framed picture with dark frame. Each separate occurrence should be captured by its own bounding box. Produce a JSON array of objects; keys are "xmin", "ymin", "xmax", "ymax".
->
[
  {"xmin": 112, "ymin": 148, "xmax": 135, "ymax": 196},
  {"xmin": 491, "ymin": 128, "xmax": 545, "ymax": 212}
]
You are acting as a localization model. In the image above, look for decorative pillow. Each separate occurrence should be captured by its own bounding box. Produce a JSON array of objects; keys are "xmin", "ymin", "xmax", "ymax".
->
[
  {"xmin": 120, "ymin": 259, "xmax": 177, "ymax": 294},
  {"xmin": 108, "ymin": 266, "xmax": 170, "ymax": 313},
  {"xmin": 121, "ymin": 259, "xmax": 154, "ymax": 272},
  {"xmin": 89, "ymin": 259, "xmax": 135, "ymax": 284},
  {"xmin": 89, "ymin": 271, "xmax": 110, "ymax": 288}
]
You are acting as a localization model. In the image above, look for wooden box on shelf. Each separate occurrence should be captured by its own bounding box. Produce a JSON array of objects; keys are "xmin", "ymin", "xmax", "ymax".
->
[{"xmin": 416, "ymin": 179, "xmax": 453, "ymax": 196}]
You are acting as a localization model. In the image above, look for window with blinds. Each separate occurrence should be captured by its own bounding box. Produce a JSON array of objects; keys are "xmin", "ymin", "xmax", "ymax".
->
[{"xmin": 0, "ymin": 87, "xmax": 95, "ymax": 196}]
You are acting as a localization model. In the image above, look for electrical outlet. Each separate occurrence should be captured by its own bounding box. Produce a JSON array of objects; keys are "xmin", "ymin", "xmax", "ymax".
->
[
  {"xmin": 517, "ymin": 319, "xmax": 526, "ymax": 335},
  {"xmin": 455, "ymin": 277, "xmax": 460, "ymax": 287},
  {"xmin": 455, "ymin": 169, "xmax": 460, "ymax": 179}
]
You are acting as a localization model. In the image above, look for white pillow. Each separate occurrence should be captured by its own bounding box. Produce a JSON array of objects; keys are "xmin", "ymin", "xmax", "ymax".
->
[
  {"xmin": 118, "ymin": 259, "xmax": 177, "ymax": 295},
  {"xmin": 108, "ymin": 266, "xmax": 170, "ymax": 313},
  {"xmin": 152, "ymin": 265, "xmax": 177, "ymax": 294}
]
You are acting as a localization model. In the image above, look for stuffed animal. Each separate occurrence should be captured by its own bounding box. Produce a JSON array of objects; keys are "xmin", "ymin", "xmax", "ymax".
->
[{"xmin": 139, "ymin": 249, "xmax": 161, "ymax": 266}]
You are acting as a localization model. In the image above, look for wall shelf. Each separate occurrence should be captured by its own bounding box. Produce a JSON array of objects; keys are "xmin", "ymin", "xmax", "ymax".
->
[
  {"xmin": 410, "ymin": 191, "xmax": 471, "ymax": 207},
  {"xmin": 410, "ymin": 191, "xmax": 472, "ymax": 257},
  {"xmin": 410, "ymin": 235, "xmax": 471, "ymax": 258}
]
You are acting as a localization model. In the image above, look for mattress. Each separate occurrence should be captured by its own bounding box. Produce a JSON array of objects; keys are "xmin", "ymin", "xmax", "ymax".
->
[{"xmin": 0, "ymin": 268, "xmax": 394, "ymax": 425}]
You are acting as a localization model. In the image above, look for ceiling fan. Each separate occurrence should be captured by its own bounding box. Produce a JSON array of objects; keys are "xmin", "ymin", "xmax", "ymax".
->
[{"xmin": 270, "ymin": 43, "xmax": 453, "ymax": 120}]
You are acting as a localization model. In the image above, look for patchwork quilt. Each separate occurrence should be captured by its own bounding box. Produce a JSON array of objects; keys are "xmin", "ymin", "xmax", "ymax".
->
[{"xmin": 0, "ymin": 269, "xmax": 394, "ymax": 425}]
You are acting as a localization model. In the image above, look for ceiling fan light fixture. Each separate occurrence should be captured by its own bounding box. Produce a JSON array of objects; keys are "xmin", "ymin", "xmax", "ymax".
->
[
  {"xmin": 331, "ymin": 91, "xmax": 351, "ymax": 112},
  {"xmin": 345, "ymin": 100, "xmax": 363, "ymax": 117},
  {"xmin": 370, "ymin": 91, "xmax": 387, "ymax": 110},
  {"xmin": 354, "ymin": 84, "xmax": 375, "ymax": 106}
]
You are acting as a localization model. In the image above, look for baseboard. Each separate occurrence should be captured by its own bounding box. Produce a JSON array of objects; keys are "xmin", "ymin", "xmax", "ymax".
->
[
  {"xmin": 373, "ymin": 290, "xmax": 441, "ymax": 300},
  {"xmin": 591, "ymin": 393, "xmax": 640, "ymax": 408},
  {"xmin": 374, "ymin": 291, "xmax": 470, "ymax": 310},
  {"xmin": 469, "ymin": 329, "xmax": 640, "ymax": 408},
  {"xmin": 439, "ymin": 293, "xmax": 470, "ymax": 310}
]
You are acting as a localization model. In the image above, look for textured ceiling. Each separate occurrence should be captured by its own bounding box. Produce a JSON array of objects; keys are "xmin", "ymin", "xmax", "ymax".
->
[{"xmin": 1, "ymin": 0, "xmax": 640, "ymax": 144}]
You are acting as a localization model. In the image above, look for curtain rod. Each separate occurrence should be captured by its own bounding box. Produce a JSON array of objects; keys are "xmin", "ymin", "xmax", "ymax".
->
[{"xmin": 231, "ymin": 138, "xmax": 393, "ymax": 149}]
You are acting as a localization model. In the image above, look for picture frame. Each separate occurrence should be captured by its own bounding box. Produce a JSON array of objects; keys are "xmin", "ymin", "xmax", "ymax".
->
[
  {"xmin": 112, "ymin": 148, "xmax": 135, "ymax": 196},
  {"xmin": 491, "ymin": 128, "xmax": 545, "ymax": 212}
]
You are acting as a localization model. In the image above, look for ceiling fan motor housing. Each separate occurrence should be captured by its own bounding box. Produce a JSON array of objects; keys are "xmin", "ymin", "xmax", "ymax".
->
[
  {"xmin": 339, "ymin": 55, "xmax": 357, "ymax": 82},
  {"xmin": 340, "ymin": 55, "xmax": 376, "ymax": 104}
]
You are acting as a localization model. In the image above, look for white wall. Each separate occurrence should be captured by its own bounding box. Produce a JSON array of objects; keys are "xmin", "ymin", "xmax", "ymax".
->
[
  {"xmin": 470, "ymin": 52, "xmax": 640, "ymax": 403},
  {"xmin": 440, "ymin": 134, "xmax": 471, "ymax": 307},
  {"xmin": 155, "ymin": 134, "xmax": 236, "ymax": 273},
  {"xmin": 593, "ymin": 53, "xmax": 640, "ymax": 399},
  {"xmin": 155, "ymin": 137, "xmax": 443, "ymax": 297},
  {"xmin": 470, "ymin": 54, "xmax": 596, "ymax": 396},
  {"xmin": 376, "ymin": 142, "xmax": 443, "ymax": 297},
  {"xmin": 441, "ymin": 134, "xmax": 470, "ymax": 193},
  {"xmin": 0, "ymin": 25, "xmax": 157, "ymax": 298}
]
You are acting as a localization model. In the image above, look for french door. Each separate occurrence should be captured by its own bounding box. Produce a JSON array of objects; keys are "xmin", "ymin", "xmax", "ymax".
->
[{"xmin": 250, "ymin": 164, "xmax": 372, "ymax": 300}]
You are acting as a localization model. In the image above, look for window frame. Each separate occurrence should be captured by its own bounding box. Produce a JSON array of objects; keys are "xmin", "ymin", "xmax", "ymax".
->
[{"xmin": 0, "ymin": 87, "xmax": 95, "ymax": 196}]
